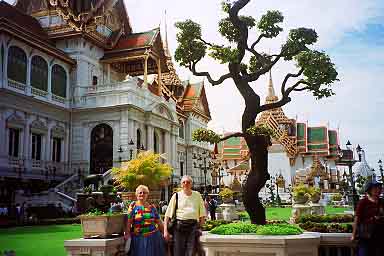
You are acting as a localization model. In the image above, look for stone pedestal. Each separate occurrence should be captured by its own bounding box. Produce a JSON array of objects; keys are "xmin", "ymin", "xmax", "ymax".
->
[
  {"xmin": 310, "ymin": 203, "xmax": 325, "ymax": 215},
  {"xmin": 64, "ymin": 237, "xmax": 125, "ymax": 256},
  {"xmin": 290, "ymin": 204, "xmax": 311, "ymax": 223},
  {"xmin": 200, "ymin": 232, "xmax": 320, "ymax": 256},
  {"xmin": 219, "ymin": 203, "xmax": 238, "ymax": 221}
]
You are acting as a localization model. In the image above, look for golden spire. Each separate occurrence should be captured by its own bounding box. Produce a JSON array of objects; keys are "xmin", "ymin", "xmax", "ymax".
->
[
  {"xmin": 265, "ymin": 69, "xmax": 278, "ymax": 104},
  {"xmin": 163, "ymin": 10, "xmax": 171, "ymax": 58}
]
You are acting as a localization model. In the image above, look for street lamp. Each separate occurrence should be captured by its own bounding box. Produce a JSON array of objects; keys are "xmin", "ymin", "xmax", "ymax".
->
[
  {"xmin": 378, "ymin": 159, "xmax": 384, "ymax": 182},
  {"xmin": 193, "ymin": 151, "xmax": 213, "ymax": 194},
  {"xmin": 337, "ymin": 140, "xmax": 359, "ymax": 209},
  {"xmin": 117, "ymin": 138, "xmax": 136, "ymax": 162}
]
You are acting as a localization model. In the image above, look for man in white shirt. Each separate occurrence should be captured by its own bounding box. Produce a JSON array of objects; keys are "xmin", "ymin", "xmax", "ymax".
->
[{"xmin": 164, "ymin": 175, "xmax": 206, "ymax": 256}]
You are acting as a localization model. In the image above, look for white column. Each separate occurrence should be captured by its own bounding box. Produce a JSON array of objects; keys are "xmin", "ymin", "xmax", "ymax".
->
[
  {"xmin": 0, "ymin": 42, "xmax": 3, "ymax": 88},
  {"xmin": 23, "ymin": 120, "xmax": 31, "ymax": 170},
  {"xmin": 45, "ymin": 128, "xmax": 51, "ymax": 162},
  {"xmin": 172, "ymin": 133, "xmax": 178, "ymax": 169},
  {"xmin": 3, "ymin": 44, "xmax": 8, "ymax": 87},
  {"xmin": 47, "ymin": 65, "xmax": 52, "ymax": 99},
  {"xmin": 26, "ymin": 55, "xmax": 32, "ymax": 95},
  {"xmin": 165, "ymin": 131, "xmax": 171, "ymax": 164},
  {"xmin": 107, "ymin": 64, "xmax": 111, "ymax": 83},
  {"xmin": 146, "ymin": 125, "xmax": 154, "ymax": 152}
]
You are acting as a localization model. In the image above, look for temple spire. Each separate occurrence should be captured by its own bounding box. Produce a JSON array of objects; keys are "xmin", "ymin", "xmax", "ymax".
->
[
  {"xmin": 163, "ymin": 10, "xmax": 171, "ymax": 58},
  {"xmin": 265, "ymin": 69, "xmax": 278, "ymax": 103}
]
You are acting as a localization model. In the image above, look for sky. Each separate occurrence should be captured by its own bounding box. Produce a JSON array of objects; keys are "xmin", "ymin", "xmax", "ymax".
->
[{"xmin": 5, "ymin": 0, "xmax": 384, "ymax": 170}]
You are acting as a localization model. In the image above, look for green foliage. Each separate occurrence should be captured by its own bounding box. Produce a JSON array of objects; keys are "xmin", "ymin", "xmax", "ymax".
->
[
  {"xmin": 111, "ymin": 151, "xmax": 172, "ymax": 191},
  {"xmin": 99, "ymin": 184, "xmax": 114, "ymax": 194},
  {"xmin": 256, "ymin": 224, "xmax": 303, "ymax": 235},
  {"xmin": 174, "ymin": 20, "xmax": 207, "ymax": 67},
  {"xmin": 83, "ymin": 185, "xmax": 92, "ymax": 194},
  {"xmin": 299, "ymin": 221, "xmax": 353, "ymax": 233},
  {"xmin": 192, "ymin": 128, "xmax": 221, "ymax": 144},
  {"xmin": 209, "ymin": 222, "xmax": 303, "ymax": 235},
  {"xmin": 246, "ymin": 124, "xmax": 274, "ymax": 137},
  {"xmin": 257, "ymin": 10, "xmax": 284, "ymax": 38},
  {"xmin": 210, "ymin": 222, "xmax": 259, "ymax": 235},
  {"xmin": 292, "ymin": 184, "xmax": 310, "ymax": 198},
  {"xmin": 208, "ymin": 45, "xmax": 240, "ymax": 64},
  {"xmin": 281, "ymin": 28, "xmax": 318, "ymax": 60},
  {"xmin": 356, "ymin": 175, "xmax": 368, "ymax": 195},
  {"xmin": 218, "ymin": 16, "xmax": 256, "ymax": 43},
  {"xmin": 295, "ymin": 50, "xmax": 339, "ymax": 99},
  {"xmin": 297, "ymin": 214, "xmax": 354, "ymax": 224},
  {"xmin": 221, "ymin": 1, "xmax": 231, "ymax": 13},
  {"xmin": 219, "ymin": 188, "xmax": 234, "ymax": 199},
  {"xmin": 202, "ymin": 220, "xmax": 231, "ymax": 231},
  {"xmin": 331, "ymin": 193, "xmax": 342, "ymax": 201}
]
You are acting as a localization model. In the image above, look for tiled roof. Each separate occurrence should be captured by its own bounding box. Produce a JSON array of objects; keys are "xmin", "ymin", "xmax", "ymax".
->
[
  {"xmin": 113, "ymin": 29, "xmax": 158, "ymax": 51},
  {"xmin": 0, "ymin": 1, "xmax": 48, "ymax": 41}
]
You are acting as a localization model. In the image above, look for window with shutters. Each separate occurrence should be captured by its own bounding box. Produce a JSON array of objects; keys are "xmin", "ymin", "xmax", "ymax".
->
[
  {"xmin": 7, "ymin": 46, "xmax": 27, "ymax": 84},
  {"xmin": 31, "ymin": 56, "xmax": 48, "ymax": 91},
  {"xmin": 51, "ymin": 64, "xmax": 67, "ymax": 97}
]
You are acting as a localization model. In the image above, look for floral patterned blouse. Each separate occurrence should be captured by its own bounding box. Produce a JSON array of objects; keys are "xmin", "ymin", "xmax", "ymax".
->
[{"xmin": 127, "ymin": 202, "xmax": 160, "ymax": 237}]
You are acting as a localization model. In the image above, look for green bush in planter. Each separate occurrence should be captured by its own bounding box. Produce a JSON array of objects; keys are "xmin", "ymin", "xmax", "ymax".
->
[
  {"xmin": 297, "ymin": 214, "xmax": 353, "ymax": 224},
  {"xmin": 256, "ymin": 224, "xmax": 303, "ymax": 235},
  {"xmin": 209, "ymin": 222, "xmax": 303, "ymax": 235}
]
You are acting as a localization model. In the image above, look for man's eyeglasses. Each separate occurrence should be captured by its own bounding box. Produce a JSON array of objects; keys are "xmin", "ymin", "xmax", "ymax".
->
[
  {"xmin": 182, "ymin": 180, "xmax": 191, "ymax": 184},
  {"xmin": 137, "ymin": 191, "xmax": 148, "ymax": 195}
]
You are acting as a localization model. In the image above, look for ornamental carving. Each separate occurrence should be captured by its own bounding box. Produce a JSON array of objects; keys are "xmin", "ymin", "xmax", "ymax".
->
[
  {"xmin": 30, "ymin": 119, "xmax": 48, "ymax": 133},
  {"xmin": 6, "ymin": 113, "xmax": 25, "ymax": 128},
  {"xmin": 51, "ymin": 125, "xmax": 66, "ymax": 138}
]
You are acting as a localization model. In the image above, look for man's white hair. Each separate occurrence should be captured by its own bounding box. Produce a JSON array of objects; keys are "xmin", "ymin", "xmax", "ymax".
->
[{"xmin": 180, "ymin": 175, "xmax": 193, "ymax": 183}]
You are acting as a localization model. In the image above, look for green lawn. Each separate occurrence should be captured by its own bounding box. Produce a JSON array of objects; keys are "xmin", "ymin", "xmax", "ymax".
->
[
  {"xmin": 266, "ymin": 206, "xmax": 352, "ymax": 221},
  {"xmin": 0, "ymin": 224, "xmax": 82, "ymax": 256}
]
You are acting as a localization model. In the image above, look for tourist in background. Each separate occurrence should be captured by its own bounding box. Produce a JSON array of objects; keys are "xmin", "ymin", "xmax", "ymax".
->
[
  {"xmin": 164, "ymin": 175, "xmax": 206, "ymax": 256},
  {"xmin": 124, "ymin": 185, "xmax": 165, "ymax": 256},
  {"xmin": 207, "ymin": 196, "xmax": 217, "ymax": 220},
  {"xmin": 351, "ymin": 181, "xmax": 384, "ymax": 256}
]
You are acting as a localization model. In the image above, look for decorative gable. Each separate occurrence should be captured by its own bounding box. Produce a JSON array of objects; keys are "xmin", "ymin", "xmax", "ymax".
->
[
  {"xmin": 30, "ymin": 119, "xmax": 48, "ymax": 133},
  {"xmin": 6, "ymin": 113, "xmax": 25, "ymax": 128}
]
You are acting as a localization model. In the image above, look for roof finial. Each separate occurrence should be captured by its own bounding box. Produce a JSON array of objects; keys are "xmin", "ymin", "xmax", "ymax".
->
[
  {"xmin": 265, "ymin": 69, "xmax": 278, "ymax": 103},
  {"xmin": 163, "ymin": 9, "xmax": 171, "ymax": 57}
]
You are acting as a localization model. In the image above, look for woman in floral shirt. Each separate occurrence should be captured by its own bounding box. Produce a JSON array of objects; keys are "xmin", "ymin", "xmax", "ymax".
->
[{"xmin": 125, "ymin": 185, "xmax": 165, "ymax": 256}]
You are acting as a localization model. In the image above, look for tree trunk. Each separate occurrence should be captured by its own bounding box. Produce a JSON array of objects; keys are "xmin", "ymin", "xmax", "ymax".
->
[{"xmin": 243, "ymin": 134, "xmax": 270, "ymax": 224}]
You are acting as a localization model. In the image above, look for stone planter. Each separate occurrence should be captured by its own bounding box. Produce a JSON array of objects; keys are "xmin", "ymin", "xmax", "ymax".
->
[
  {"xmin": 310, "ymin": 194, "xmax": 321, "ymax": 204},
  {"xmin": 80, "ymin": 214, "xmax": 125, "ymax": 238},
  {"xmin": 64, "ymin": 237, "xmax": 125, "ymax": 256},
  {"xmin": 218, "ymin": 203, "xmax": 238, "ymax": 221},
  {"xmin": 200, "ymin": 232, "xmax": 320, "ymax": 256},
  {"xmin": 293, "ymin": 194, "xmax": 309, "ymax": 204},
  {"xmin": 222, "ymin": 197, "xmax": 233, "ymax": 204}
]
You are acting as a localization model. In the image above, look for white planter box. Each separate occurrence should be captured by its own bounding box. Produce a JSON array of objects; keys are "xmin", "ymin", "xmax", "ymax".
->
[{"xmin": 200, "ymin": 232, "xmax": 320, "ymax": 256}]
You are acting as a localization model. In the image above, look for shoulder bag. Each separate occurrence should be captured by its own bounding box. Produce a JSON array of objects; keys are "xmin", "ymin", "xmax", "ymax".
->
[{"xmin": 167, "ymin": 192, "xmax": 178, "ymax": 234}]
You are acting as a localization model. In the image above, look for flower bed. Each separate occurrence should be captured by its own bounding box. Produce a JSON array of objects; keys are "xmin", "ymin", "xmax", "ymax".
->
[{"xmin": 209, "ymin": 222, "xmax": 303, "ymax": 235}]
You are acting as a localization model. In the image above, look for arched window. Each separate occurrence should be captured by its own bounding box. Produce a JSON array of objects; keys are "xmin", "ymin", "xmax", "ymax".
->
[
  {"xmin": 178, "ymin": 120, "xmax": 185, "ymax": 139},
  {"xmin": 31, "ymin": 56, "xmax": 48, "ymax": 91},
  {"xmin": 136, "ymin": 129, "xmax": 141, "ymax": 150},
  {"xmin": 51, "ymin": 64, "xmax": 67, "ymax": 97},
  {"xmin": 7, "ymin": 46, "xmax": 27, "ymax": 84}
]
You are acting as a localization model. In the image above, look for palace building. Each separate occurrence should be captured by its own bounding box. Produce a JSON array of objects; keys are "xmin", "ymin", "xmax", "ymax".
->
[
  {"xmin": 217, "ymin": 71, "xmax": 343, "ymax": 199},
  {"xmin": 0, "ymin": 0, "xmax": 212, "ymax": 207}
]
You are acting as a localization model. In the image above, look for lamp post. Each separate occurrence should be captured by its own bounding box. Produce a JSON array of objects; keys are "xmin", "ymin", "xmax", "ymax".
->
[
  {"xmin": 378, "ymin": 160, "xmax": 384, "ymax": 183},
  {"xmin": 117, "ymin": 138, "xmax": 136, "ymax": 163},
  {"xmin": 193, "ymin": 151, "xmax": 212, "ymax": 194},
  {"xmin": 337, "ymin": 140, "xmax": 359, "ymax": 209}
]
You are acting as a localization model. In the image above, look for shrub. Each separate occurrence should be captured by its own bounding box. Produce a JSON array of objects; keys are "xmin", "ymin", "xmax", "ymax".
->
[
  {"xmin": 219, "ymin": 188, "xmax": 234, "ymax": 199},
  {"xmin": 209, "ymin": 223, "xmax": 303, "ymax": 235},
  {"xmin": 202, "ymin": 220, "xmax": 231, "ymax": 231},
  {"xmin": 296, "ymin": 214, "xmax": 353, "ymax": 224},
  {"xmin": 331, "ymin": 193, "xmax": 342, "ymax": 201},
  {"xmin": 256, "ymin": 224, "xmax": 303, "ymax": 235},
  {"xmin": 298, "ymin": 221, "xmax": 352, "ymax": 233}
]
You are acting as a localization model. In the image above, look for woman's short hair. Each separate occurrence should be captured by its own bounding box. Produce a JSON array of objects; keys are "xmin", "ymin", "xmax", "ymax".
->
[
  {"xmin": 180, "ymin": 175, "xmax": 193, "ymax": 184},
  {"xmin": 135, "ymin": 185, "xmax": 149, "ymax": 194}
]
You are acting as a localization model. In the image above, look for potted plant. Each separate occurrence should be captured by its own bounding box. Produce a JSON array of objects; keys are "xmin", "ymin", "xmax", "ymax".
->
[
  {"xmin": 308, "ymin": 187, "xmax": 321, "ymax": 203},
  {"xmin": 79, "ymin": 208, "xmax": 125, "ymax": 238},
  {"xmin": 219, "ymin": 188, "xmax": 234, "ymax": 203},
  {"xmin": 292, "ymin": 184, "xmax": 309, "ymax": 204},
  {"xmin": 112, "ymin": 151, "xmax": 172, "ymax": 201}
]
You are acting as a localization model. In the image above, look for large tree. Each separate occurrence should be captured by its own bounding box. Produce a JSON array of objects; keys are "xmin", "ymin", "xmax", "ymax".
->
[{"xmin": 175, "ymin": 0, "xmax": 338, "ymax": 224}]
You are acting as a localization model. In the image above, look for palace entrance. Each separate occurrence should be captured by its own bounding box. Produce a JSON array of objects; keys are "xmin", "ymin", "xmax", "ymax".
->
[{"xmin": 90, "ymin": 124, "xmax": 113, "ymax": 174}]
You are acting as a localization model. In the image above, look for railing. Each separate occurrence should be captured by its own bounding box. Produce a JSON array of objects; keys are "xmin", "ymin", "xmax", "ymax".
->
[
  {"xmin": 31, "ymin": 87, "xmax": 48, "ymax": 97},
  {"xmin": 319, "ymin": 233, "xmax": 356, "ymax": 256},
  {"xmin": 52, "ymin": 94, "xmax": 66, "ymax": 104},
  {"xmin": 87, "ymin": 80, "xmax": 138, "ymax": 93},
  {"xmin": 8, "ymin": 79, "xmax": 27, "ymax": 92},
  {"xmin": 32, "ymin": 159, "xmax": 43, "ymax": 168}
]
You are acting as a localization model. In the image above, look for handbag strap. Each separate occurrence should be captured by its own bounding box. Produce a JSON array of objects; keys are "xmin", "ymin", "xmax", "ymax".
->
[{"xmin": 172, "ymin": 192, "xmax": 178, "ymax": 219}]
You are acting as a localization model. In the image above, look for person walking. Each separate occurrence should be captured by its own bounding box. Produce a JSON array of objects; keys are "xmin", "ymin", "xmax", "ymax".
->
[
  {"xmin": 351, "ymin": 181, "xmax": 384, "ymax": 256},
  {"xmin": 124, "ymin": 185, "xmax": 165, "ymax": 256},
  {"xmin": 164, "ymin": 175, "xmax": 206, "ymax": 256},
  {"xmin": 207, "ymin": 196, "xmax": 217, "ymax": 221}
]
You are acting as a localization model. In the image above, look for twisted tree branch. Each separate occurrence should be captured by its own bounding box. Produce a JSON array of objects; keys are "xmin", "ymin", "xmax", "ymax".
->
[{"xmin": 190, "ymin": 62, "xmax": 232, "ymax": 85}]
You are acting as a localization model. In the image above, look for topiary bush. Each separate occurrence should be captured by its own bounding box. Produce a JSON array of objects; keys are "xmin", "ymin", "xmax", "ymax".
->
[
  {"xmin": 298, "ymin": 221, "xmax": 352, "ymax": 233},
  {"xmin": 256, "ymin": 224, "xmax": 303, "ymax": 235},
  {"xmin": 297, "ymin": 214, "xmax": 353, "ymax": 224},
  {"xmin": 209, "ymin": 222, "xmax": 303, "ymax": 235},
  {"xmin": 202, "ymin": 220, "xmax": 232, "ymax": 231}
]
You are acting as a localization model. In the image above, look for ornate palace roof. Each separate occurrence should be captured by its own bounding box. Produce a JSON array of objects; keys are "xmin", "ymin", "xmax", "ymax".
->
[{"xmin": 181, "ymin": 81, "xmax": 211, "ymax": 120}]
